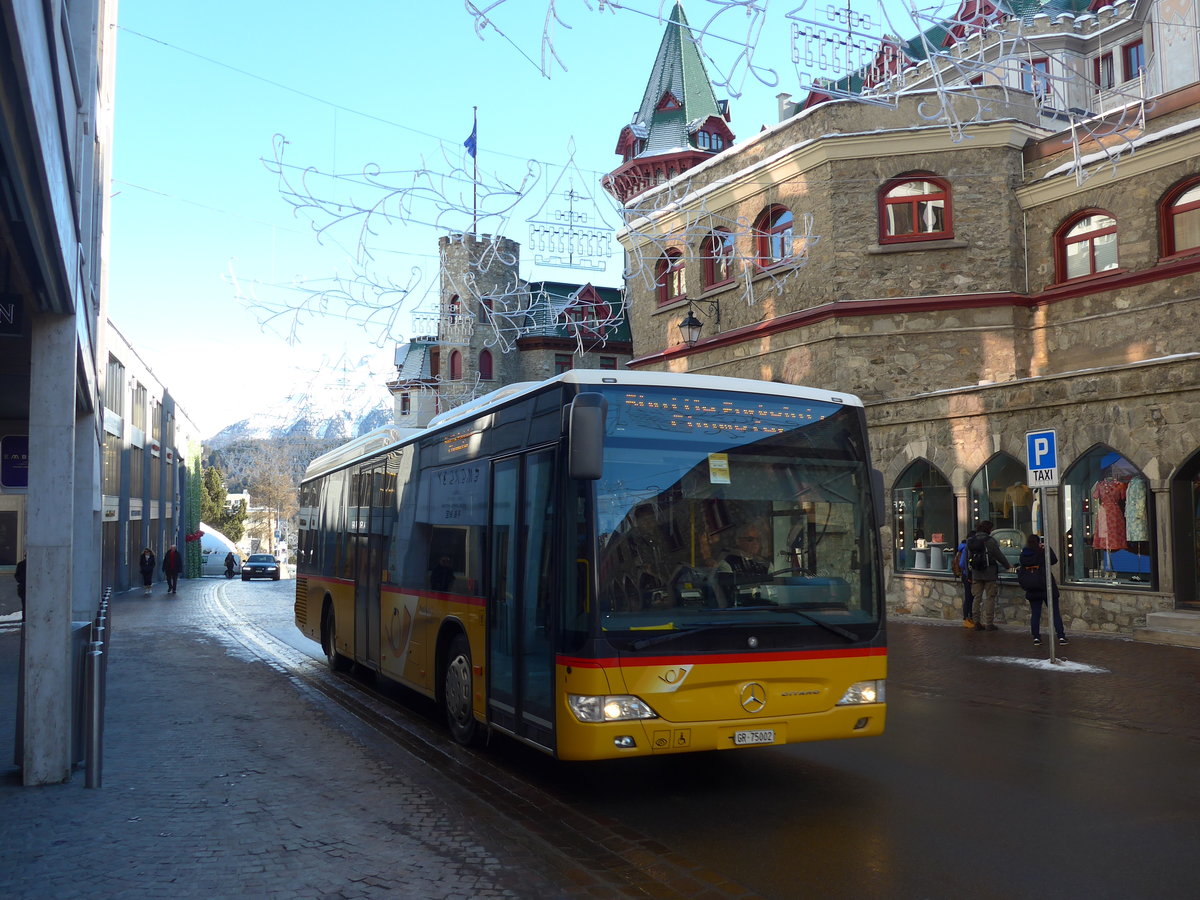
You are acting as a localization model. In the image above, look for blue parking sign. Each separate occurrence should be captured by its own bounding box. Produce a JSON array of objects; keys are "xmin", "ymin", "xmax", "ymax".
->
[{"xmin": 1025, "ymin": 429, "xmax": 1058, "ymax": 486}]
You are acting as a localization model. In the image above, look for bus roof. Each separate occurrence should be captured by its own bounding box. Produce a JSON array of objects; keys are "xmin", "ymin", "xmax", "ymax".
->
[{"xmin": 302, "ymin": 370, "xmax": 862, "ymax": 482}]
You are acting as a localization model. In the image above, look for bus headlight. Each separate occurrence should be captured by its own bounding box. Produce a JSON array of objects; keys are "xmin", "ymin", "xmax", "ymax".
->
[
  {"xmin": 837, "ymin": 680, "xmax": 885, "ymax": 705},
  {"xmin": 567, "ymin": 694, "xmax": 658, "ymax": 723}
]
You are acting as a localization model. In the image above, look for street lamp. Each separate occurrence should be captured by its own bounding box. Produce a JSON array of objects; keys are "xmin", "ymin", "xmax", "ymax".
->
[{"xmin": 677, "ymin": 297, "xmax": 720, "ymax": 347}]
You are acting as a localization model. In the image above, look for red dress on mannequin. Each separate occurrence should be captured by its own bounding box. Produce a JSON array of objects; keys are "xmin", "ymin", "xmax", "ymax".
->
[{"xmin": 1091, "ymin": 478, "xmax": 1128, "ymax": 551}]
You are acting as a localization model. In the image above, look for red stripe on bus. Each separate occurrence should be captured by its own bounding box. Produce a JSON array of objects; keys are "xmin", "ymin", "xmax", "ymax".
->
[
  {"xmin": 378, "ymin": 585, "xmax": 486, "ymax": 607},
  {"xmin": 556, "ymin": 647, "xmax": 886, "ymax": 668},
  {"xmin": 301, "ymin": 575, "xmax": 355, "ymax": 587},
  {"xmin": 302, "ymin": 576, "xmax": 485, "ymax": 607}
]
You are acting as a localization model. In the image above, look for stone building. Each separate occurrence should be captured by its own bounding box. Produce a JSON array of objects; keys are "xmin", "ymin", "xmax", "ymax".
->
[
  {"xmin": 388, "ymin": 233, "xmax": 632, "ymax": 423},
  {"xmin": 609, "ymin": 1, "xmax": 1200, "ymax": 642}
]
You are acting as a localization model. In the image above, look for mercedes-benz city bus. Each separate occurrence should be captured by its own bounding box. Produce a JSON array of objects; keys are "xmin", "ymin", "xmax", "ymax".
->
[{"xmin": 294, "ymin": 370, "xmax": 886, "ymax": 759}]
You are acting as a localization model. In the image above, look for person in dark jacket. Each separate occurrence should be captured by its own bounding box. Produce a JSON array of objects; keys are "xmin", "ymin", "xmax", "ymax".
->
[
  {"xmin": 14, "ymin": 555, "xmax": 25, "ymax": 617},
  {"xmin": 138, "ymin": 547, "xmax": 155, "ymax": 595},
  {"xmin": 966, "ymin": 521, "xmax": 1012, "ymax": 631},
  {"xmin": 1018, "ymin": 533, "xmax": 1068, "ymax": 646},
  {"xmin": 162, "ymin": 544, "xmax": 183, "ymax": 594}
]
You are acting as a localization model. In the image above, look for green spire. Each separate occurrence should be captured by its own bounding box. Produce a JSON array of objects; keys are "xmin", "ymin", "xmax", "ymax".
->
[{"xmin": 629, "ymin": 2, "xmax": 725, "ymax": 158}]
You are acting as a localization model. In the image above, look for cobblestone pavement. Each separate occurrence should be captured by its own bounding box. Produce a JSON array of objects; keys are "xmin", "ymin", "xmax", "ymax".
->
[{"xmin": 1, "ymin": 584, "xmax": 1196, "ymax": 899}]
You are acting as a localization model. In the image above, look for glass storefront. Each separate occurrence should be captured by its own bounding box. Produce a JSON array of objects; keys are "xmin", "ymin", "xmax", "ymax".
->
[
  {"xmin": 968, "ymin": 453, "xmax": 1032, "ymax": 568},
  {"xmin": 892, "ymin": 459, "xmax": 956, "ymax": 573},
  {"xmin": 1062, "ymin": 446, "xmax": 1154, "ymax": 587}
]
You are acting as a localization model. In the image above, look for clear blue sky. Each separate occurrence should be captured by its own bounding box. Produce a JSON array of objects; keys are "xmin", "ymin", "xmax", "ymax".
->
[{"xmin": 107, "ymin": 1, "xmax": 943, "ymax": 437}]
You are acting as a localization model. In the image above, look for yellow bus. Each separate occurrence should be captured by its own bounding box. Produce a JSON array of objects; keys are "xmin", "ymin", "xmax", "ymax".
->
[{"xmin": 294, "ymin": 370, "xmax": 886, "ymax": 759}]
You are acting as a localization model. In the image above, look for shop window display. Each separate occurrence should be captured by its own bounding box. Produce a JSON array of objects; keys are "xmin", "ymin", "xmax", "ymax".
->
[
  {"xmin": 968, "ymin": 453, "xmax": 1032, "ymax": 568},
  {"xmin": 1061, "ymin": 446, "xmax": 1154, "ymax": 587},
  {"xmin": 892, "ymin": 460, "xmax": 955, "ymax": 572}
]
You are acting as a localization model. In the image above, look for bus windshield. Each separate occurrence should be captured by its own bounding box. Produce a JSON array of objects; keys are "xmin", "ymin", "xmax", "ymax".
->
[{"xmin": 591, "ymin": 386, "xmax": 881, "ymax": 647}]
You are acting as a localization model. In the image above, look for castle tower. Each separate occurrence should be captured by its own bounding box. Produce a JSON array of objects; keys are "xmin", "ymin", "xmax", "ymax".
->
[
  {"xmin": 436, "ymin": 232, "xmax": 523, "ymax": 408},
  {"xmin": 603, "ymin": 2, "xmax": 734, "ymax": 204}
]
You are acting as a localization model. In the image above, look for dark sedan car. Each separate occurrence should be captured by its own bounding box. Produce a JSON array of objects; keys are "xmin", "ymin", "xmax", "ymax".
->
[{"xmin": 241, "ymin": 553, "xmax": 281, "ymax": 581}]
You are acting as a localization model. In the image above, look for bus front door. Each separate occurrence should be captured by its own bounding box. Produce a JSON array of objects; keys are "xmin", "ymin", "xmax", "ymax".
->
[{"xmin": 489, "ymin": 450, "xmax": 555, "ymax": 750}]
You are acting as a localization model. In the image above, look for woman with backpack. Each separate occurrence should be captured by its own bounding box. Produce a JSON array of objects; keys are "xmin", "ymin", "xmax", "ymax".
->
[{"xmin": 1017, "ymin": 533, "xmax": 1068, "ymax": 646}]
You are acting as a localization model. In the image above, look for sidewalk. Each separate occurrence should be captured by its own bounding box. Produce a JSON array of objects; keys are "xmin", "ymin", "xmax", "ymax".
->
[
  {"xmin": 0, "ymin": 582, "xmax": 619, "ymax": 899},
  {"xmin": 1, "ymin": 587, "xmax": 1197, "ymax": 898}
]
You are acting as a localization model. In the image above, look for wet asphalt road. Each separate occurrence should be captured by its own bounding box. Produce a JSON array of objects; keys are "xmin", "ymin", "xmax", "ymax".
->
[{"xmin": 234, "ymin": 579, "xmax": 1200, "ymax": 899}]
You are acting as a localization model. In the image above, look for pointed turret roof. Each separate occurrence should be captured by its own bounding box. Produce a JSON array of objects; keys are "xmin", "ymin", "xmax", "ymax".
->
[{"xmin": 627, "ymin": 2, "xmax": 726, "ymax": 159}]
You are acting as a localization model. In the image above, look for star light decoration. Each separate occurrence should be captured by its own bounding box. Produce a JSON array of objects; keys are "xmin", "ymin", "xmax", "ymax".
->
[
  {"xmin": 621, "ymin": 189, "xmax": 821, "ymax": 317},
  {"xmin": 466, "ymin": 0, "xmax": 1153, "ymax": 185},
  {"xmin": 257, "ymin": 131, "xmax": 626, "ymax": 412}
]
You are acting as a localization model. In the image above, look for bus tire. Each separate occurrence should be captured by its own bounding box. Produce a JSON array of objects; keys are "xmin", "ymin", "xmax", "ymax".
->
[
  {"xmin": 443, "ymin": 633, "xmax": 480, "ymax": 746},
  {"xmin": 322, "ymin": 601, "xmax": 350, "ymax": 673}
]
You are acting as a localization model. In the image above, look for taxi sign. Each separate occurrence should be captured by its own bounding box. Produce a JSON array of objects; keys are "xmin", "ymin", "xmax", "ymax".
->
[{"xmin": 1026, "ymin": 429, "xmax": 1058, "ymax": 487}]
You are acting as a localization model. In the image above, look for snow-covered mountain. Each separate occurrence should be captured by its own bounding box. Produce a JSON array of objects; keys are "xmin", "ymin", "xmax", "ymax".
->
[{"xmin": 207, "ymin": 350, "xmax": 394, "ymax": 448}]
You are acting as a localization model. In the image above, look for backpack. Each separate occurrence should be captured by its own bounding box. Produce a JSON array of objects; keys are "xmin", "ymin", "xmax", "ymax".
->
[
  {"xmin": 967, "ymin": 535, "xmax": 991, "ymax": 572},
  {"xmin": 950, "ymin": 543, "xmax": 964, "ymax": 578}
]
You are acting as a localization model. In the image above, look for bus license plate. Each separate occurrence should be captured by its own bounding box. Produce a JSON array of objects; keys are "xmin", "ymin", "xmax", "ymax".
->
[{"xmin": 733, "ymin": 729, "xmax": 775, "ymax": 746}]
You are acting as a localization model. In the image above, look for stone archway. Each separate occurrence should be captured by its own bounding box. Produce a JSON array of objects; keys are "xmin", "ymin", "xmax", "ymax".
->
[{"xmin": 1169, "ymin": 449, "xmax": 1200, "ymax": 610}]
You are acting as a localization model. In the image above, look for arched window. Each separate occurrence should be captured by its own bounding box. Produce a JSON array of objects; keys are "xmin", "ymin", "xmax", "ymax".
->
[
  {"xmin": 701, "ymin": 229, "xmax": 735, "ymax": 288},
  {"xmin": 968, "ymin": 453, "xmax": 1029, "ymax": 570},
  {"xmin": 446, "ymin": 295, "xmax": 461, "ymax": 323},
  {"xmin": 1061, "ymin": 445, "xmax": 1154, "ymax": 588},
  {"xmin": 1056, "ymin": 210, "xmax": 1118, "ymax": 281},
  {"xmin": 697, "ymin": 131, "xmax": 711, "ymax": 149},
  {"xmin": 479, "ymin": 349, "xmax": 493, "ymax": 380},
  {"xmin": 755, "ymin": 205, "xmax": 794, "ymax": 267},
  {"xmin": 892, "ymin": 460, "xmax": 956, "ymax": 573},
  {"xmin": 656, "ymin": 248, "xmax": 685, "ymax": 305},
  {"xmin": 449, "ymin": 350, "xmax": 462, "ymax": 381},
  {"xmin": 880, "ymin": 175, "xmax": 951, "ymax": 243},
  {"xmin": 1160, "ymin": 177, "xmax": 1200, "ymax": 258}
]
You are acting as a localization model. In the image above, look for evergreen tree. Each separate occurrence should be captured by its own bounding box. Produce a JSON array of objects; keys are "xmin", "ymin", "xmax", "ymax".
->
[{"xmin": 200, "ymin": 463, "xmax": 248, "ymax": 542}]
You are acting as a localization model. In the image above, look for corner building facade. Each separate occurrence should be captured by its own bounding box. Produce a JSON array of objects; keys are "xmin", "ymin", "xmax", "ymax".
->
[{"xmin": 613, "ymin": 1, "xmax": 1200, "ymax": 639}]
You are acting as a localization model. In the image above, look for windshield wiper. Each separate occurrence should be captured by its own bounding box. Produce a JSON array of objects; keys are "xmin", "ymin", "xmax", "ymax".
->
[
  {"xmin": 628, "ymin": 623, "xmax": 751, "ymax": 651},
  {"xmin": 775, "ymin": 607, "xmax": 859, "ymax": 642},
  {"xmin": 626, "ymin": 609, "xmax": 859, "ymax": 650}
]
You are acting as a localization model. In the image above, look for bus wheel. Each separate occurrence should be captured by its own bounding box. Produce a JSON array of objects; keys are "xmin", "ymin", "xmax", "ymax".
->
[
  {"xmin": 322, "ymin": 603, "xmax": 350, "ymax": 673},
  {"xmin": 443, "ymin": 634, "xmax": 480, "ymax": 746}
]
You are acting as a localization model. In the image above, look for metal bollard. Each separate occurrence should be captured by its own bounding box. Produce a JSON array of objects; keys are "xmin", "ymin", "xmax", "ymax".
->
[
  {"xmin": 85, "ymin": 641, "xmax": 104, "ymax": 788},
  {"xmin": 85, "ymin": 588, "xmax": 113, "ymax": 789}
]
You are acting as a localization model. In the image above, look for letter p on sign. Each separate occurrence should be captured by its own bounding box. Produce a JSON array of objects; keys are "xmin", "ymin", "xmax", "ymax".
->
[{"xmin": 1025, "ymin": 429, "xmax": 1058, "ymax": 487}]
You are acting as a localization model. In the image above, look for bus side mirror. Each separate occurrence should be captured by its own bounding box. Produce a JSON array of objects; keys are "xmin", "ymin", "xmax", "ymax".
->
[{"xmin": 569, "ymin": 393, "xmax": 607, "ymax": 480}]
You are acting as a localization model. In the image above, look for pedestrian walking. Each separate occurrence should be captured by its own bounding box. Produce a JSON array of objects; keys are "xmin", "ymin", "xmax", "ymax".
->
[
  {"xmin": 162, "ymin": 544, "xmax": 183, "ymax": 594},
  {"xmin": 951, "ymin": 534, "xmax": 973, "ymax": 627},
  {"xmin": 965, "ymin": 521, "xmax": 1012, "ymax": 631},
  {"xmin": 1017, "ymin": 533, "xmax": 1068, "ymax": 646},
  {"xmin": 14, "ymin": 555, "xmax": 25, "ymax": 618},
  {"xmin": 139, "ymin": 547, "xmax": 155, "ymax": 595}
]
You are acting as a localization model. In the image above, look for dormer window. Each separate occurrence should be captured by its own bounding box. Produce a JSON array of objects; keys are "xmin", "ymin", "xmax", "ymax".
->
[
  {"xmin": 698, "ymin": 132, "xmax": 710, "ymax": 149},
  {"xmin": 657, "ymin": 91, "xmax": 681, "ymax": 111}
]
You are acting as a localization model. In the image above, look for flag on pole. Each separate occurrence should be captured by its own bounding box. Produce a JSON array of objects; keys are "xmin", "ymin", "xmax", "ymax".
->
[{"xmin": 464, "ymin": 122, "xmax": 477, "ymax": 159}]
